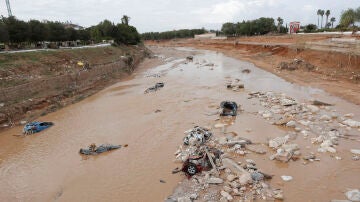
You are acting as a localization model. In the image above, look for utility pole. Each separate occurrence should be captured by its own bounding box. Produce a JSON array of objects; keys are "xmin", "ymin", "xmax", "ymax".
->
[{"xmin": 5, "ymin": 0, "xmax": 13, "ymax": 16}]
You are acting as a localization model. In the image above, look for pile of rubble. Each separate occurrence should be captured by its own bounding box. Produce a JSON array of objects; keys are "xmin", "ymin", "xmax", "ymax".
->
[
  {"xmin": 278, "ymin": 59, "xmax": 315, "ymax": 71},
  {"xmin": 169, "ymin": 114, "xmax": 283, "ymax": 201},
  {"xmin": 248, "ymin": 91, "xmax": 360, "ymax": 159}
]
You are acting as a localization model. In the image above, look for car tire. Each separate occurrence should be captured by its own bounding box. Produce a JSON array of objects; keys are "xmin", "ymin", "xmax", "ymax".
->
[{"xmin": 186, "ymin": 163, "xmax": 198, "ymax": 176}]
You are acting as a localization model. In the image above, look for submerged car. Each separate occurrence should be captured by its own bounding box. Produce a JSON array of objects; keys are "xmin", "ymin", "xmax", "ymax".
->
[
  {"xmin": 23, "ymin": 122, "xmax": 54, "ymax": 135},
  {"xmin": 220, "ymin": 101, "xmax": 238, "ymax": 116},
  {"xmin": 79, "ymin": 144, "xmax": 121, "ymax": 155},
  {"xmin": 144, "ymin": 82, "xmax": 165, "ymax": 93}
]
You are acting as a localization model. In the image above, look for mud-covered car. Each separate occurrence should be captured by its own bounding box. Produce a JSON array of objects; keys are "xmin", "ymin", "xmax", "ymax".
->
[
  {"xmin": 79, "ymin": 144, "xmax": 121, "ymax": 155},
  {"xmin": 23, "ymin": 122, "xmax": 54, "ymax": 135},
  {"xmin": 144, "ymin": 82, "xmax": 165, "ymax": 93}
]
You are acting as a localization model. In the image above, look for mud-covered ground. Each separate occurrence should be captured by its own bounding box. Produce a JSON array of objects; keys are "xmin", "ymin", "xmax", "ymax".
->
[
  {"xmin": 147, "ymin": 35, "xmax": 360, "ymax": 105},
  {"xmin": 0, "ymin": 46, "xmax": 359, "ymax": 202}
]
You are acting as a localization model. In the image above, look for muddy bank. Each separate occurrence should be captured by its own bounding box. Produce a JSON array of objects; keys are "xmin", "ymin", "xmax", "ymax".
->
[
  {"xmin": 146, "ymin": 37, "xmax": 360, "ymax": 105},
  {"xmin": 0, "ymin": 45, "xmax": 149, "ymax": 130},
  {"xmin": 0, "ymin": 46, "xmax": 359, "ymax": 201}
]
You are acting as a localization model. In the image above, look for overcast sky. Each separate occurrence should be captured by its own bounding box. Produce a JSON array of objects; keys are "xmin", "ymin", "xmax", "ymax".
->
[{"xmin": 0, "ymin": 0, "xmax": 358, "ymax": 33}]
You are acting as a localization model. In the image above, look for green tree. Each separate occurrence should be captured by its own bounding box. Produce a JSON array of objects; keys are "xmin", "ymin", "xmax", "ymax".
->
[
  {"xmin": 340, "ymin": 8, "xmax": 356, "ymax": 28},
  {"xmin": 121, "ymin": 15, "xmax": 130, "ymax": 25},
  {"xmin": 46, "ymin": 21, "xmax": 67, "ymax": 41},
  {"xmin": 0, "ymin": 19, "xmax": 9, "ymax": 43},
  {"xmin": 330, "ymin": 17, "xmax": 336, "ymax": 28},
  {"xmin": 28, "ymin": 19, "xmax": 47, "ymax": 42},
  {"xmin": 66, "ymin": 28, "xmax": 78, "ymax": 41},
  {"xmin": 317, "ymin": 9, "xmax": 322, "ymax": 28},
  {"xmin": 221, "ymin": 22, "xmax": 236, "ymax": 36},
  {"xmin": 320, "ymin": 10, "xmax": 325, "ymax": 28},
  {"xmin": 277, "ymin": 17, "xmax": 284, "ymax": 33},
  {"xmin": 97, "ymin": 19, "xmax": 114, "ymax": 39},
  {"xmin": 304, "ymin": 24, "xmax": 317, "ymax": 33},
  {"xmin": 325, "ymin": 10, "xmax": 330, "ymax": 28},
  {"xmin": 3, "ymin": 16, "xmax": 29, "ymax": 43}
]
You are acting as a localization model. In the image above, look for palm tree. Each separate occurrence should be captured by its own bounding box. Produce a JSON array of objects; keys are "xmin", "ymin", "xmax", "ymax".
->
[
  {"xmin": 325, "ymin": 10, "xmax": 330, "ymax": 28},
  {"xmin": 317, "ymin": 9, "xmax": 322, "ymax": 28},
  {"xmin": 121, "ymin": 15, "xmax": 130, "ymax": 25},
  {"xmin": 277, "ymin": 17, "xmax": 284, "ymax": 33},
  {"xmin": 320, "ymin": 10, "xmax": 325, "ymax": 28},
  {"xmin": 330, "ymin": 17, "xmax": 336, "ymax": 28}
]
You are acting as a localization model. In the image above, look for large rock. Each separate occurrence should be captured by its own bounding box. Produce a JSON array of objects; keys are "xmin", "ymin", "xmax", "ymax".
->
[
  {"xmin": 350, "ymin": 149, "xmax": 360, "ymax": 155},
  {"xmin": 222, "ymin": 158, "xmax": 247, "ymax": 176},
  {"xmin": 177, "ymin": 196, "xmax": 191, "ymax": 202},
  {"xmin": 343, "ymin": 119, "xmax": 360, "ymax": 128},
  {"xmin": 307, "ymin": 105, "xmax": 319, "ymax": 113},
  {"xmin": 227, "ymin": 174, "xmax": 237, "ymax": 182},
  {"xmin": 221, "ymin": 190, "xmax": 233, "ymax": 201},
  {"xmin": 239, "ymin": 172, "xmax": 252, "ymax": 185},
  {"xmin": 345, "ymin": 189, "xmax": 360, "ymax": 201},
  {"xmin": 207, "ymin": 177, "xmax": 224, "ymax": 184},
  {"xmin": 286, "ymin": 120, "xmax": 296, "ymax": 128},
  {"xmin": 280, "ymin": 98, "xmax": 297, "ymax": 106},
  {"xmin": 269, "ymin": 136, "xmax": 289, "ymax": 149}
]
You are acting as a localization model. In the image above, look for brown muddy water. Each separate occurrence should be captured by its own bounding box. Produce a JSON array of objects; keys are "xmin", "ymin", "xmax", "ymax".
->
[{"xmin": 0, "ymin": 46, "xmax": 359, "ymax": 202}]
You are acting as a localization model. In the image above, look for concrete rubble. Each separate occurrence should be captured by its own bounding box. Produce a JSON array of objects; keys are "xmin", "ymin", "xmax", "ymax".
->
[
  {"xmin": 169, "ymin": 89, "xmax": 359, "ymax": 201},
  {"xmin": 169, "ymin": 124, "xmax": 284, "ymax": 201}
]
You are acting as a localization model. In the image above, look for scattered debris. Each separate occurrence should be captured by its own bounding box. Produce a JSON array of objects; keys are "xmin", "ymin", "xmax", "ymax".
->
[
  {"xmin": 226, "ymin": 79, "xmax": 244, "ymax": 91},
  {"xmin": 183, "ymin": 126, "xmax": 212, "ymax": 146},
  {"xmin": 242, "ymin": 69, "xmax": 251, "ymax": 74},
  {"xmin": 281, "ymin": 175, "xmax": 293, "ymax": 181},
  {"xmin": 79, "ymin": 143, "xmax": 121, "ymax": 155},
  {"xmin": 278, "ymin": 59, "xmax": 315, "ymax": 71},
  {"xmin": 22, "ymin": 121, "xmax": 54, "ymax": 135},
  {"xmin": 312, "ymin": 100, "xmax": 333, "ymax": 106},
  {"xmin": 144, "ymin": 82, "xmax": 165, "ymax": 93},
  {"xmin": 186, "ymin": 56, "xmax": 194, "ymax": 62}
]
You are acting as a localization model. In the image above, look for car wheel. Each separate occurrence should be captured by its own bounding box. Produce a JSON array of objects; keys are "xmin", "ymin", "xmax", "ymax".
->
[{"xmin": 186, "ymin": 163, "xmax": 198, "ymax": 176}]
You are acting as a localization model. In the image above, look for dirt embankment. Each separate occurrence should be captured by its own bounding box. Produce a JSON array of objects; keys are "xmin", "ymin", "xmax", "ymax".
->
[
  {"xmin": 146, "ymin": 35, "xmax": 360, "ymax": 105},
  {"xmin": 0, "ymin": 45, "xmax": 149, "ymax": 129}
]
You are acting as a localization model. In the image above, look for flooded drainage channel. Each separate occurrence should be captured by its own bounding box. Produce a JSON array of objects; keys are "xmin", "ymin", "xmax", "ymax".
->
[{"xmin": 0, "ymin": 46, "xmax": 359, "ymax": 202}]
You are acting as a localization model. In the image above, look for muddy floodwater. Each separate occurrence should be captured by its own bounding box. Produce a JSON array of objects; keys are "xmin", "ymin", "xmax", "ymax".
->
[{"xmin": 0, "ymin": 46, "xmax": 359, "ymax": 202}]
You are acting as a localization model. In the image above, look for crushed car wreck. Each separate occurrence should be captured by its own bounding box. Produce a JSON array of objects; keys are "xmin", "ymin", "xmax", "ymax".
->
[{"xmin": 183, "ymin": 126, "xmax": 212, "ymax": 146}]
